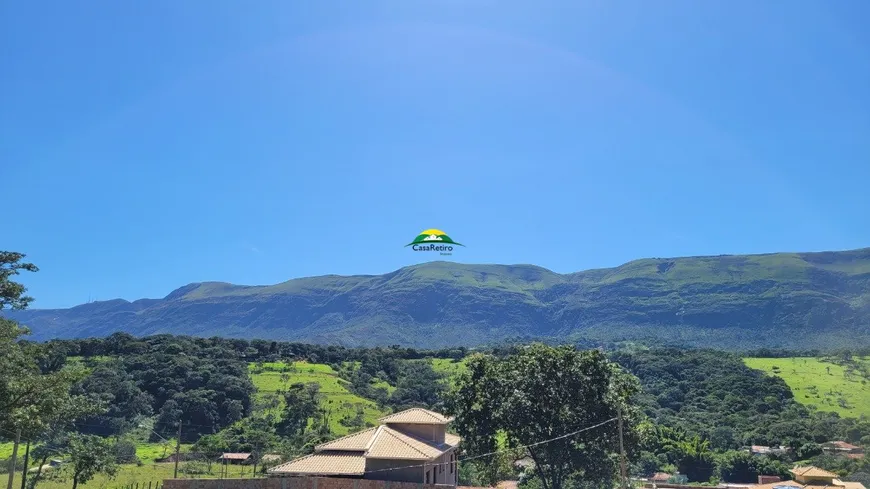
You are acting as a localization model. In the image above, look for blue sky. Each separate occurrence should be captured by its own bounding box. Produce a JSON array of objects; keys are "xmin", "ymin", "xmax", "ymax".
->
[{"xmin": 2, "ymin": 1, "xmax": 869, "ymax": 309}]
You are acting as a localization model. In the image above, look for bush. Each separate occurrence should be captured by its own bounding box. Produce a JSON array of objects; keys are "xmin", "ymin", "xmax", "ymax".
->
[
  {"xmin": 716, "ymin": 451, "xmax": 790, "ymax": 483},
  {"xmin": 114, "ymin": 439, "xmax": 139, "ymax": 464},
  {"xmin": 181, "ymin": 461, "xmax": 209, "ymax": 475},
  {"xmin": 845, "ymin": 472, "xmax": 870, "ymax": 487}
]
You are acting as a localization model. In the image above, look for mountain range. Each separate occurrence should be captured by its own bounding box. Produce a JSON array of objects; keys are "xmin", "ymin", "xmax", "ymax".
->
[{"xmin": 8, "ymin": 248, "xmax": 870, "ymax": 349}]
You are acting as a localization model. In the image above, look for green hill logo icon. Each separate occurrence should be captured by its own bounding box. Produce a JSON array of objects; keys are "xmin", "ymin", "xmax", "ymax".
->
[{"xmin": 406, "ymin": 229, "xmax": 464, "ymax": 255}]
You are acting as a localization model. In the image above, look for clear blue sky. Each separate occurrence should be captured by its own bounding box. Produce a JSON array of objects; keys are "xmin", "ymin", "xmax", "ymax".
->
[{"xmin": 3, "ymin": 1, "xmax": 869, "ymax": 309}]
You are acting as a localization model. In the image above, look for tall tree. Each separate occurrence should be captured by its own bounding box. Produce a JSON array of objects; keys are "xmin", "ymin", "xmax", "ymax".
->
[
  {"xmin": 445, "ymin": 344, "xmax": 642, "ymax": 489},
  {"xmin": 65, "ymin": 434, "xmax": 119, "ymax": 489},
  {"xmin": 1, "ymin": 252, "xmax": 97, "ymax": 489},
  {"xmin": 0, "ymin": 251, "xmax": 38, "ymax": 310},
  {"xmin": 674, "ymin": 435, "xmax": 714, "ymax": 482},
  {"xmin": 192, "ymin": 434, "xmax": 228, "ymax": 473},
  {"xmin": 276, "ymin": 383, "xmax": 321, "ymax": 438}
]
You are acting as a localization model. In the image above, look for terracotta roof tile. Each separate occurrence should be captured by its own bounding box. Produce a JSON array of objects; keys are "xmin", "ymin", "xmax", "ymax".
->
[
  {"xmin": 755, "ymin": 480, "xmax": 867, "ymax": 489},
  {"xmin": 366, "ymin": 426, "xmax": 444, "ymax": 460},
  {"xmin": 272, "ymin": 409, "xmax": 461, "ymax": 476},
  {"xmin": 828, "ymin": 441, "xmax": 860, "ymax": 450},
  {"xmin": 753, "ymin": 482, "xmax": 801, "ymax": 489},
  {"xmin": 791, "ymin": 465, "xmax": 840, "ymax": 478},
  {"xmin": 841, "ymin": 482, "xmax": 868, "ymax": 489},
  {"xmin": 268, "ymin": 452, "xmax": 365, "ymax": 476},
  {"xmin": 379, "ymin": 408, "xmax": 452, "ymax": 424},
  {"xmin": 315, "ymin": 427, "xmax": 378, "ymax": 451},
  {"xmin": 220, "ymin": 453, "xmax": 251, "ymax": 460},
  {"xmin": 445, "ymin": 433, "xmax": 461, "ymax": 447}
]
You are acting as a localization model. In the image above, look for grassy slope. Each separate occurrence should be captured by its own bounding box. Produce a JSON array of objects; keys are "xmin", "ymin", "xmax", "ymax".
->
[
  {"xmin": 1, "ymin": 361, "xmax": 384, "ymax": 489},
  {"xmin": 248, "ymin": 361, "xmax": 386, "ymax": 435},
  {"xmin": 743, "ymin": 356, "xmax": 870, "ymax": 418},
  {"xmin": 431, "ymin": 358, "xmax": 468, "ymax": 381},
  {"xmin": 435, "ymin": 354, "xmax": 870, "ymax": 419}
]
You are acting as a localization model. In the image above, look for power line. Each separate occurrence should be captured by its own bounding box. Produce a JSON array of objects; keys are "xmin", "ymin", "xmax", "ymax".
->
[{"xmin": 356, "ymin": 417, "xmax": 619, "ymax": 475}]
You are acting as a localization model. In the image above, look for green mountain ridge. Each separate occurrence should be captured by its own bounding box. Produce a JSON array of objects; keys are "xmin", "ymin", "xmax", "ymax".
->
[{"xmin": 8, "ymin": 248, "xmax": 870, "ymax": 349}]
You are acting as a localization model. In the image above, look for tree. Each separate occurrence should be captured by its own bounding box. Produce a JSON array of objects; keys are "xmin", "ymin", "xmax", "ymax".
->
[
  {"xmin": 192, "ymin": 434, "xmax": 227, "ymax": 473},
  {"xmin": 716, "ymin": 450, "xmax": 757, "ymax": 483},
  {"xmin": 0, "ymin": 253, "xmax": 87, "ymax": 423},
  {"xmin": 0, "ymin": 252, "xmax": 99, "ymax": 489},
  {"xmin": 113, "ymin": 439, "xmax": 139, "ymax": 464},
  {"xmin": 709, "ymin": 426, "xmax": 736, "ymax": 451},
  {"xmin": 26, "ymin": 428, "xmax": 70, "ymax": 489},
  {"xmin": 277, "ymin": 383, "xmax": 321, "ymax": 437},
  {"xmin": 845, "ymin": 472, "xmax": 870, "ymax": 488},
  {"xmin": 445, "ymin": 344, "xmax": 642, "ymax": 489},
  {"xmin": 0, "ymin": 251, "xmax": 38, "ymax": 310},
  {"xmin": 674, "ymin": 436, "xmax": 714, "ymax": 482},
  {"xmin": 66, "ymin": 434, "xmax": 118, "ymax": 489}
]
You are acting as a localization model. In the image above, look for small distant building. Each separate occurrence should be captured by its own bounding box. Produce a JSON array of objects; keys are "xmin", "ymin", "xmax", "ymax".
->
[
  {"xmin": 219, "ymin": 453, "xmax": 252, "ymax": 465},
  {"xmin": 823, "ymin": 441, "xmax": 864, "ymax": 454},
  {"xmin": 748, "ymin": 445, "xmax": 790, "ymax": 456},
  {"xmin": 650, "ymin": 472, "xmax": 671, "ymax": 483},
  {"xmin": 758, "ymin": 475, "xmax": 781, "ymax": 484},
  {"xmin": 753, "ymin": 465, "xmax": 866, "ymax": 489},
  {"xmin": 750, "ymin": 445, "xmax": 771, "ymax": 455}
]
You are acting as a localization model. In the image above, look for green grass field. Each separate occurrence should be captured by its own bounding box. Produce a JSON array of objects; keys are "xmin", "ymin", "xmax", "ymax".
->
[
  {"xmin": 0, "ymin": 441, "xmax": 14, "ymax": 459},
  {"xmin": 339, "ymin": 361, "xmax": 395, "ymax": 394},
  {"xmin": 135, "ymin": 443, "xmax": 193, "ymax": 464},
  {"xmin": 248, "ymin": 361, "xmax": 386, "ymax": 435},
  {"xmin": 744, "ymin": 356, "xmax": 870, "ymax": 418},
  {"xmin": 430, "ymin": 358, "xmax": 468, "ymax": 382},
  {"xmin": 6, "ymin": 462, "xmax": 258, "ymax": 489}
]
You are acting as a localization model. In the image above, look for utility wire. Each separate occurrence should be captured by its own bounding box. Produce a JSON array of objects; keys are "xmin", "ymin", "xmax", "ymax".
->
[{"xmin": 342, "ymin": 417, "xmax": 620, "ymax": 475}]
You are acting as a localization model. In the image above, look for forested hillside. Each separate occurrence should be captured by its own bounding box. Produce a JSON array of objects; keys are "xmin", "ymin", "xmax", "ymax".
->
[
  {"xmin": 4, "ymin": 333, "xmax": 870, "ymax": 488},
  {"xmin": 9, "ymin": 248, "xmax": 870, "ymax": 349}
]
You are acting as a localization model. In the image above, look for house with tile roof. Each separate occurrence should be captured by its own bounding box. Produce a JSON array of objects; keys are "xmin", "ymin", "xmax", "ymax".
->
[
  {"xmin": 752, "ymin": 465, "xmax": 866, "ymax": 489},
  {"xmin": 268, "ymin": 408, "xmax": 461, "ymax": 486},
  {"xmin": 823, "ymin": 441, "xmax": 864, "ymax": 458}
]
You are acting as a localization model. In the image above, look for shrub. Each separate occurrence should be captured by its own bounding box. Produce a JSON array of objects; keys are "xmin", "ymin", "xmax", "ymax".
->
[{"xmin": 114, "ymin": 439, "xmax": 139, "ymax": 464}]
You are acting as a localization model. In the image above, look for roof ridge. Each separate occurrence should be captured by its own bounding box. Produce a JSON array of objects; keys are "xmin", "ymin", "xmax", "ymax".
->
[
  {"xmin": 791, "ymin": 464, "xmax": 839, "ymax": 477},
  {"xmin": 364, "ymin": 425, "xmax": 385, "ymax": 452},
  {"xmin": 379, "ymin": 407, "xmax": 448, "ymax": 423}
]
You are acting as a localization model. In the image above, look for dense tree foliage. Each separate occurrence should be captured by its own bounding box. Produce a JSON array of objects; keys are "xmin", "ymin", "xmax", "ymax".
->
[
  {"xmin": 0, "ymin": 251, "xmax": 38, "ymax": 310},
  {"xmin": 612, "ymin": 348, "xmax": 870, "ymax": 481},
  {"xmin": 446, "ymin": 344, "xmax": 641, "ymax": 489},
  {"xmin": 55, "ymin": 335, "xmax": 467, "ymax": 367},
  {"xmin": 65, "ymin": 335, "xmax": 256, "ymax": 441},
  {"xmin": 3, "ymin": 278, "xmax": 869, "ymax": 489},
  {"xmin": 610, "ymin": 348, "xmax": 869, "ymax": 448},
  {"xmin": 0, "ymin": 251, "xmax": 101, "ymax": 489},
  {"xmin": 65, "ymin": 433, "xmax": 119, "ymax": 489}
]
